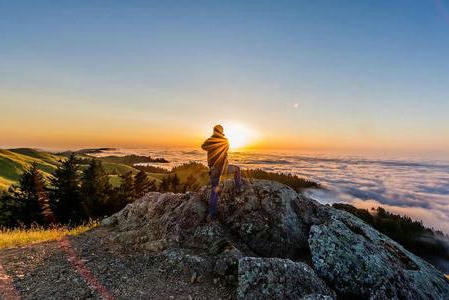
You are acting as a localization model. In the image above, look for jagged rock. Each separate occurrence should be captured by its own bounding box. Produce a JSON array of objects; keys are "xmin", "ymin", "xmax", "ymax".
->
[
  {"xmin": 309, "ymin": 207, "xmax": 449, "ymax": 299},
  {"xmin": 161, "ymin": 248, "xmax": 215, "ymax": 277},
  {"xmin": 102, "ymin": 180, "xmax": 314, "ymax": 259},
  {"xmin": 190, "ymin": 272, "xmax": 197, "ymax": 284},
  {"xmin": 143, "ymin": 239, "xmax": 167, "ymax": 252},
  {"xmin": 237, "ymin": 257, "xmax": 336, "ymax": 300},
  {"xmin": 101, "ymin": 215, "xmax": 117, "ymax": 226},
  {"xmin": 214, "ymin": 246, "xmax": 243, "ymax": 284},
  {"xmin": 101, "ymin": 179, "xmax": 449, "ymax": 299},
  {"xmin": 218, "ymin": 180, "xmax": 311, "ymax": 259}
]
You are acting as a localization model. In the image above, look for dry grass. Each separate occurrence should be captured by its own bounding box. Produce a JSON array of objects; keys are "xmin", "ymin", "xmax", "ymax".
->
[{"xmin": 0, "ymin": 221, "xmax": 98, "ymax": 249}]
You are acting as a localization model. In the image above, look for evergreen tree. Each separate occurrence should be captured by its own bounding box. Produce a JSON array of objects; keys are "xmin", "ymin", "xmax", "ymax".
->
[
  {"xmin": 158, "ymin": 175, "xmax": 170, "ymax": 192},
  {"xmin": 11, "ymin": 163, "xmax": 53, "ymax": 225},
  {"xmin": 49, "ymin": 154, "xmax": 85, "ymax": 224},
  {"xmin": 118, "ymin": 171, "xmax": 135, "ymax": 204},
  {"xmin": 134, "ymin": 170, "xmax": 152, "ymax": 197},
  {"xmin": 0, "ymin": 190, "xmax": 22, "ymax": 227},
  {"xmin": 170, "ymin": 174, "xmax": 180, "ymax": 192},
  {"xmin": 182, "ymin": 174, "xmax": 200, "ymax": 192},
  {"xmin": 80, "ymin": 159, "xmax": 112, "ymax": 218}
]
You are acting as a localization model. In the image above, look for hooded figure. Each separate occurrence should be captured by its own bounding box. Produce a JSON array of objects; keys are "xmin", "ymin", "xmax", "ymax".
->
[
  {"xmin": 202, "ymin": 125, "xmax": 242, "ymax": 219},
  {"xmin": 201, "ymin": 125, "xmax": 229, "ymax": 174}
]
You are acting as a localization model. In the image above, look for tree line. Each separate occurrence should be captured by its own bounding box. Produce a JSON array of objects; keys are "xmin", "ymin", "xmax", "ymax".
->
[{"xmin": 0, "ymin": 155, "xmax": 200, "ymax": 228}]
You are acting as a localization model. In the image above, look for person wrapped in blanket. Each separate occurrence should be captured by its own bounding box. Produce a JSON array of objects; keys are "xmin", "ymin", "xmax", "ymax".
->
[{"xmin": 201, "ymin": 125, "xmax": 242, "ymax": 220}]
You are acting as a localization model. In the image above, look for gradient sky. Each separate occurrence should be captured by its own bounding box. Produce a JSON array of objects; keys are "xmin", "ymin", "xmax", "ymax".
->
[{"xmin": 1, "ymin": 1, "xmax": 449, "ymax": 156}]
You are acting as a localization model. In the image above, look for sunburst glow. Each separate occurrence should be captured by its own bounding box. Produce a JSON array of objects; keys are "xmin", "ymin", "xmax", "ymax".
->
[{"xmin": 223, "ymin": 123, "xmax": 258, "ymax": 150}]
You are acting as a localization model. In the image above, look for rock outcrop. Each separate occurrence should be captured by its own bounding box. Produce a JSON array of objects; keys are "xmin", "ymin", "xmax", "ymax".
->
[
  {"xmin": 238, "ymin": 257, "xmax": 335, "ymax": 299},
  {"xmin": 101, "ymin": 179, "xmax": 449, "ymax": 299}
]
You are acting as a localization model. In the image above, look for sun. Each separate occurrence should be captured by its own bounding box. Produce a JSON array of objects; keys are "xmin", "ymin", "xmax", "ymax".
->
[{"xmin": 222, "ymin": 122, "xmax": 258, "ymax": 150}]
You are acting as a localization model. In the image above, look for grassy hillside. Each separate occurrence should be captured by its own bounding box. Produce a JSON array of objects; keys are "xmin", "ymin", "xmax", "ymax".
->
[
  {"xmin": 0, "ymin": 148, "xmax": 164, "ymax": 191},
  {"xmin": 8, "ymin": 148, "xmax": 63, "ymax": 165},
  {"xmin": 0, "ymin": 149, "xmax": 65, "ymax": 191}
]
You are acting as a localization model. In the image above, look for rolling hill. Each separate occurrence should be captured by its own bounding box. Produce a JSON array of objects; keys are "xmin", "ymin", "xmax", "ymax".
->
[
  {"xmin": 0, "ymin": 148, "xmax": 162, "ymax": 191},
  {"xmin": 0, "ymin": 149, "xmax": 64, "ymax": 191}
]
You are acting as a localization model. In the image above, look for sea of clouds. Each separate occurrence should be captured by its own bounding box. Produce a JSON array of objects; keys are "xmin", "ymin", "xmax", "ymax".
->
[{"xmin": 98, "ymin": 148, "xmax": 449, "ymax": 234}]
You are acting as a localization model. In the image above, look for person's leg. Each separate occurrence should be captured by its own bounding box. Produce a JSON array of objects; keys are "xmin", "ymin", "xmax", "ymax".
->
[{"xmin": 209, "ymin": 168, "xmax": 220, "ymax": 219}]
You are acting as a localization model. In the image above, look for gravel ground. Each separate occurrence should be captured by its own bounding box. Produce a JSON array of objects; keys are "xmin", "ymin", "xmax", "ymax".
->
[{"xmin": 0, "ymin": 227, "xmax": 235, "ymax": 299}]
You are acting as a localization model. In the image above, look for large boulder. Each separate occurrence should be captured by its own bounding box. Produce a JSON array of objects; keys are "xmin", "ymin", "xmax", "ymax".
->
[
  {"xmin": 309, "ymin": 208, "xmax": 449, "ymax": 299},
  {"xmin": 217, "ymin": 180, "xmax": 312, "ymax": 259},
  {"xmin": 238, "ymin": 257, "xmax": 336, "ymax": 299}
]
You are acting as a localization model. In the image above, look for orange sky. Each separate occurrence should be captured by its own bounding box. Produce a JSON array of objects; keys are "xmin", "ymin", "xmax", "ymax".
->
[{"xmin": 2, "ymin": 97, "xmax": 448, "ymax": 158}]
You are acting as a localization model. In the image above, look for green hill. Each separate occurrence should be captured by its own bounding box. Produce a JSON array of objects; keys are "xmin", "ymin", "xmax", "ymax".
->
[
  {"xmin": 0, "ymin": 148, "xmax": 161, "ymax": 191},
  {"xmin": 0, "ymin": 149, "xmax": 65, "ymax": 191}
]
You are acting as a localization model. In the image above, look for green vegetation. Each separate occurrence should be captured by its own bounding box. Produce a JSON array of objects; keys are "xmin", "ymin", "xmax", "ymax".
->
[
  {"xmin": 171, "ymin": 162, "xmax": 210, "ymax": 186},
  {"xmin": 333, "ymin": 203, "xmax": 449, "ymax": 270},
  {"xmin": 242, "ymin": 169, "xmax": 320, "ymax": 191},
  {"xmin": 133, "ymin": 164, "xmax": 169, "ymax": 174},
  {"xmin": 0, "ymin": 221, "xmax": 98, "ymax": 249},
  {"xmin": 99, "ymin": 154, "xmax": 169, "ymax": 165},
  {"xmin": 108, "ymin": 175, "xmax": 122, "ymax": 187},
  {"xmin": 0, "ymin": 153, "xmax": 163, "ymax": 228},
  {"xmin": 0, "ymin": 148, "xmax": 167, "ymax": 192},
  {"xmin": 0, "ymin": 149, "xmax": 65, "ymax": 190},
  {"xmin": 102, "ymin": 162, "xmax": 139, "ymax": 175},
  {"xmin": 8, "ymin": 148, "xmax": 63, "ymax": 165}
]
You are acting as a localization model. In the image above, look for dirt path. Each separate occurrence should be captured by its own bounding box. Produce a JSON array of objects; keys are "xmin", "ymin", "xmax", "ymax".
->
[{"xmin": 0, "ymin": 228, "xmax": 235, "ymax": 299}]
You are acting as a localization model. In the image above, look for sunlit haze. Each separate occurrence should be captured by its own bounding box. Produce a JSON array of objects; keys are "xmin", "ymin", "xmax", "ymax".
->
[{"xmin": 221, "ymin": 122, "xmax": 259, "ymax": 150}]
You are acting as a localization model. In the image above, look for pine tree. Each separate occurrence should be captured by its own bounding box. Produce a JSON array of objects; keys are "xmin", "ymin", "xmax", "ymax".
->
[
  {"xmin": 119, "ymin": 171, "xmax": 135, "ymax": 204},
  {"xmin": 11, "ymin": 163, "xmax": 53, "ymax": 225},
  {"xmin": 158, "ymin": 175, "xmax": 170, "ymax": 192},
  {"xmin": 80, "ymin": 159, "xmax": 112, "ymax": 219},
  {"xmin": 134, "ymin": 170, "xmax": 151, "ymax": 198},
  {"xmin": 49, "ymin": 154, "xmax": 85, "ymax": 224},
  {"xmin": 0, "ymin": 190, "xmax": 22, "ymax": 227},
  {"xmin": 170, "ymin": 174, "xmax": 180, "ymax": 192},
  {"xmin": 183, "ymin": 174, "xmax": 200, "ymax": 192}
]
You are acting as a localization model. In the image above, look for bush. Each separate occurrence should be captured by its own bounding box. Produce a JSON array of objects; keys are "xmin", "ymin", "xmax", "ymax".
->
[{"xmin": 171, "ymin": 162, "xmax": 208, "ymax": 173}]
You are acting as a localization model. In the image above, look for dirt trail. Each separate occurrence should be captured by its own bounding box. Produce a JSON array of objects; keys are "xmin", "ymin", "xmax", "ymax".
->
[{"xmin": 0, "ymin": 227, "xmax": 234, "ymax": 299}]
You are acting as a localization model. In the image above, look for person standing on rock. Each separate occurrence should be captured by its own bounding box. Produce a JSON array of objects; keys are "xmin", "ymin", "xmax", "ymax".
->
[{"xmin": 202, "ymin": 125, "xmax": 242, "ymax": 220}]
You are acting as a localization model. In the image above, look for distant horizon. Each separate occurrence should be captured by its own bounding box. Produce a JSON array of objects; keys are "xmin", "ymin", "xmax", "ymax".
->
[{"xmin": 2, "ymin": 144, "xmax": 449, "ymax": 161}]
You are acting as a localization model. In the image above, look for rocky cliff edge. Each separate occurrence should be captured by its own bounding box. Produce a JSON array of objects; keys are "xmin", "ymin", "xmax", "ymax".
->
[{"xmin": 101, "ymin": 179, "xmax": 449, "ymax": 299}]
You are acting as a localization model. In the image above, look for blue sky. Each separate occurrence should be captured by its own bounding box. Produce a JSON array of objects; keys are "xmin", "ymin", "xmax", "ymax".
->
[{"xmin": 1, "ymin": 1, "xmax": 448, "ymax": 155}]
